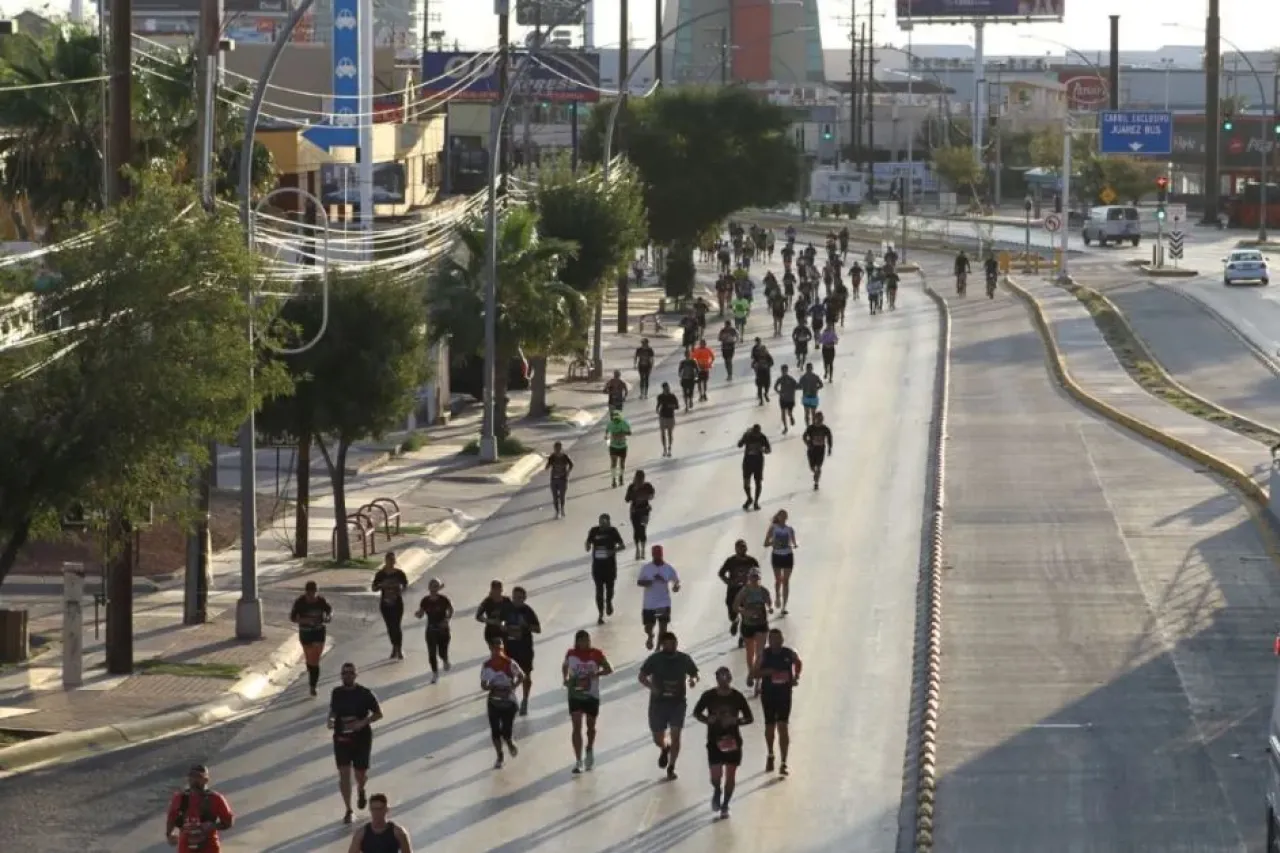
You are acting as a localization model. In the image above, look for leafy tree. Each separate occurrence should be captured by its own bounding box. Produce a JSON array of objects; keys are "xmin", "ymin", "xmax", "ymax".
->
[
  {"xmin": 581, "ymin": 87, "xmax": 798, "ymax": 298},
  {"xmin": 0, "ymin": 169, "xmax": 287, "ymax": 586},
  {"xmin": 0, "ymin": 27, "xmax": 272, "ymax": 238},
  {"xmin": 257, "ymin": 271, "xmax": 429, "ymax": 562},
  {"xmin": 531, "ymin": 155, "xmax": 647, "ymax": 414},
  {"xmin": 1028, "ymin": 127, "xmax": 1067, "ymax": 170},
  {"xmin": 932, "ymin": 145, "xmax": 985, "ymax": 196},
  {"xmin": 426, "ymin": 207, "xmax": 581, "ymax": 442}
]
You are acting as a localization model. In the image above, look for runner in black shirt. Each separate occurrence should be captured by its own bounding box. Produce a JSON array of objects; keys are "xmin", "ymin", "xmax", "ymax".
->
[
  {"xmin": 693, "ymin": 667, "xmax": 754, "ymax": 819},
  {"xmin": 414, "ymin": 579, "xmax": 453, "ymax": 682},
  {"xmin": 475, "ymin": 580, "xmax": 516, "ymax": 643},
  {"xmin": 717, "ymin": 540, "xmax": 760, "ymax": 645},
  {"xmin": 773, "ymin": 365, "xmax": 799, "ymax": 435},
  {"xmin": 544, "ymin": 440, "xmax": 574, "ymax": 517},
  {"xmin": 737, "ymin": 425, "xmax": 772, "ymax": 511},
  {"xmin": 328, "ymin": 662, "xmax": 383, "ymax": 824},
  {"xmin": 753, "ymin": 628, "xmax": 803, "ymax": 775},
  {"xmin": 289, "ymin": 581, "xmax": 332, "ymax": 696},
  {"xmin": 751, "ymin": 346, "xmax": 774, "ymax": 405},
  {"xmin": 371, "ymin": 552, "xmax": 409, "ymax": 661},
  {"xmin": 503, "ymin": 586, "xmax": 542, "ymax": 716},
  {"xmin": 624, "ymin": 470, "xmax": 657, "ymax": 560},
  {"xmin": 633, "ymin": 338, "xmax": 656, "ymax": 398},
  {"xmin": 677, "ymin": 351, "xmax": 699, "ymax": 410},
  {"xmin": 655, "ymin": 382, "xmax": 680, "ymax": 457},
  {"xmin": 801, "ymin": 412, "xmax": 834, "ymax": 489},
  {"xmin": 585, "ymin": 514, "xmax": 626, "ymax": 624}
]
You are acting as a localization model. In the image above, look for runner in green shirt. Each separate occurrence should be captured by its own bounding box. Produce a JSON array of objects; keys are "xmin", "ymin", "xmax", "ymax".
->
[
  {"xmin": 604, "ymin": 410, "xmax": 632, "ymax": 488},
  {"xmin": 731, "ymin": 296, "xmax": 751, "ymax": 336}
]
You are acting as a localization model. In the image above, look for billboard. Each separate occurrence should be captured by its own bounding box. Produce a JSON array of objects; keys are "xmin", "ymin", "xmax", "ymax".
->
[
  {"xmin": 895, "ymin": 0, "xmax": 1065, "ymax": 24},
  {"xmin": 130, "ymin": 0, "xmax": 291, "ymax": 11},
  {"xmin": 421, "ymin": 50, "xmax": 601, "ymax": 104},
  {"xmin": 1059, "ymin": 70, "xmax": 1108, "ymax": 111},
  {"xmin": 321, "ymin": 162, "xmax": 407, "ymax": 206},
  {"xmin": 515, "ymin": 0, "xmax": 586, "ymax": 27},
  {"xmin": 1170, "ymin": 116, "xmax": 1278, "ymax": 171}
]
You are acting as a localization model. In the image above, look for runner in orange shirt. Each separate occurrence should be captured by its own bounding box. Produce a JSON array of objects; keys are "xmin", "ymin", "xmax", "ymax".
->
[{"xmin": 691, "ymin": 339, "xmax": 715, "ymax": 403}]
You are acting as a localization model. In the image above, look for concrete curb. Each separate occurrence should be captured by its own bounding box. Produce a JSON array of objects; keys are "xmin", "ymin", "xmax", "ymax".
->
[
  {"xmin": 0, "ymin": 633, "xmax": 312, "ymax": 777},
  {"xmin": 436, "ymin": 452, "xmax": 545, "ymax": 486},
  {"xmin": 908, "ymin": 270, "xmax": 950, "ymax": 852},
  {"xmin": 1053, "ymin": 281, "xmax": 1280, "ymax": 444},
  {"xmin": 1002, "ymin": 277, "xmax": 1273, "ymax": 514},
  {"xmin": 1138, "ymin": 264, "xmax": 1199, "ymax": 278}
]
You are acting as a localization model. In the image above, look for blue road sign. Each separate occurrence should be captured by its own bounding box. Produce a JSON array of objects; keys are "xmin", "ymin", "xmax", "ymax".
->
[
  {"xmin": 303, "ymin": 0, "xmax": 361, "ymax": 150},
  {"xmin": 1099, "ymin": 110, "xmax": 1173, "ymax": 156}
]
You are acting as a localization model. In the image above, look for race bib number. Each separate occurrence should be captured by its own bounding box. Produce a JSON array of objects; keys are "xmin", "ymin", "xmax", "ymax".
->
[
  {"xmin": 506, "ymin": 626, "xmax": 522, "ymax": 640},
  {"xmin": 717, "ymin": 736, "xmax": 739, "ymax": 753},
  {"xmin": 771, "ymin": 671, "xmax": 790, "ymax": 685},
  {"xmin": 660, "ymin": 680, "xmax": 680, "ymax": 697},
  {"xmin": 594, "ymin": 548, "xmax": 612, "ymax": 559}
]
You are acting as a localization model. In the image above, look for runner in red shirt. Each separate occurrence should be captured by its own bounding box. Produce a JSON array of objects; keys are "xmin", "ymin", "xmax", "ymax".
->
[{"xmin": 165, "ymin": 764, "xmax": 234, "ymax": 852}]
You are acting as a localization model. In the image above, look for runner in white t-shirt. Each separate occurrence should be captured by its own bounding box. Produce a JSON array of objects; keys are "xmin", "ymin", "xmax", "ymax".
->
[
  {"xmin": 562, "ymin": 629, "xmax": 614, "ymax": 774},
  {"xmin": 637, "ymin": 544, "xmax": 681, "ymax": 650}
]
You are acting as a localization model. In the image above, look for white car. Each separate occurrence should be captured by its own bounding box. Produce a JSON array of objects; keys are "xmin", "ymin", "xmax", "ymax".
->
[
  {"xmin": 334, "ymin": 9, "xmax": 356, "ymax": 29},
  {"xmin": 1223, "ymin": 249, "xmax": 1270, "ymax": 286},
  {"xmin": 335, "ymin": 58, "xmax": 357, "ymax": 79}
]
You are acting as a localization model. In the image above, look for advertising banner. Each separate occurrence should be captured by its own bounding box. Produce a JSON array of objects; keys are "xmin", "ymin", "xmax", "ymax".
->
[
  {"xmin": 421, "ymin": 50, "xmax": 601, "ymax": 103},
  {"xmin": 1058, "ymin": 69, "xmax": 1108, "ymax": 111},
  {"xmin": 321, "ymin": 162, "xmax": 407, "ymax": 206},
  {"xmin": 1170, "ymin": 116, "xmax": 1279, "ymax": 171},
  {"xmin": 514, "ymin": 0, "xmax": 586, "ymax": 27},
  {"xmin": 895, "ymin": 0, "xmax": 1065, "ymax": 23}
]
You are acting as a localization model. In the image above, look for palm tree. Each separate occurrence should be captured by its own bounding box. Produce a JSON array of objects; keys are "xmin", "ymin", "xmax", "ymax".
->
[{"xmin": 427, "ymin": 207, "xmax": 581, "ymax": 441}]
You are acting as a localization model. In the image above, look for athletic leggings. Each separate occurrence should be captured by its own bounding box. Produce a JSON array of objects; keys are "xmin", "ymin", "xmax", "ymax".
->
[
  {"xmin": 488, "ymin": 701, "xmax": 517, "ymax": 743},
  {"xmin": 425, "ymin": 628, "xmax": 450, "ymax": 673},
  {"xmin": 592, "ymin": 567, "xmax": 617, "ymax": 613},
  {"xmin": 380, "ymin": 599, "xmax": 404, "ymax": 651},
  {"xmin": 631, "ymin": 512, "xmax": 650, "ymax": 545}
]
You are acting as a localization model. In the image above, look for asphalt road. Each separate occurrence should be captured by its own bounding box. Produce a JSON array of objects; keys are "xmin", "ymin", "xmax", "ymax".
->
[
  {"xmin": 0, "ymin": 293, "xmax": 940, "ymax": 852},
  {"xmin": 930, "ymin": 258, "xmax": 1279, "ymax": 852}
]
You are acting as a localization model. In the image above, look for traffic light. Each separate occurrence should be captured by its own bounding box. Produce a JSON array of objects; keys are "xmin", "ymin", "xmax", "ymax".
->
[
  {"xmin": 1156, "ymin": 206, "xmax": 1167, "ymax": 222},
  {"xmin": 1054, "ymin": 192, "xmax": 1062, "ymax": 214},
  {"xmin": 821, "ymin": 124, "xmax": 833, "ymax": 141},
  {"xmin": 1155, "ymin": 175, "xmax": 1169, "ymax": 204},
  {"xmin": 1223, "ymin": 114, "xmax": 1235, "ymax": 131},
  {"xmin": 1274, "ymin": 115, "xmax": 1280, "ymax": 136}
]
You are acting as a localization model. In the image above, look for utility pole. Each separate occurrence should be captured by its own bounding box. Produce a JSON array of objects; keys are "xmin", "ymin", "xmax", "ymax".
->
[
  {"xmin": 497, "ymin": 4, "xmax": 511, "ymax": 193},
  {"xmin": 523, "ymin": 3, "xmax": 541, "ymax": 178},
  {"xmin": 857, "ymin": 23, "xmax": 867, "ymax": 175},
  {"xmin": 185, "ymin": 0, "xmax": 221, "ymax": 627},
  {"xmin": 616, "ymin": 0, "xmax": 629, "ymax": 334},
  {"xmin": 1108, "ymin": 15, "xmax": 1120, "ymax": 110},
  {"xmin": 866, "ymin": 0, "xmax": 875, "ymax": 188},
  {"xmin": 847, "ymin": 11, "xmax": 858, "ymax": 167},
  {"xmin": 108, "ymin": 0, "xmax": 132, "ymax": 204},
  {"xmin": 719, "ymin": 26, "xmax": 729, "ymax": 86},
  {"xmin": 653, "ymin": 0, "xmax": 663, "ymax": 87},
  {"xmin": 1202, "ymin": 0, "xmax": 1222, "ymax": 226}
]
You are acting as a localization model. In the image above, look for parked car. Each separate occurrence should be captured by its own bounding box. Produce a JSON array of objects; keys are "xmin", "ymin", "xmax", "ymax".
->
[
  {"xmin": 1081, "ymin": 205, "xmax": 1141, "ymax": 247},
  {"xmin": 450, "ymin": 351, "xmax": 530, "ymax": 400},
  {"xmin": 1223, "ymin": 249, "xmax": 1270, "ymax": 286}
]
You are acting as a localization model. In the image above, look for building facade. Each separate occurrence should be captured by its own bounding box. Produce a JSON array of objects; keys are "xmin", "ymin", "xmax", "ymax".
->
[{"xmin": 664, "ymin": 0, "xmax": 824, "ymax": 85}]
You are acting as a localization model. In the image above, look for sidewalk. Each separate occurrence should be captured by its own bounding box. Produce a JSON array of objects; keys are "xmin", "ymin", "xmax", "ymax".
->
[
  {"xmin": 1010, "ymin": 276, "xmax": 1272, "ymax": 493},
  {"xmin": 0, "ymin": 267, "xmax": 702, "ymax": 772}
]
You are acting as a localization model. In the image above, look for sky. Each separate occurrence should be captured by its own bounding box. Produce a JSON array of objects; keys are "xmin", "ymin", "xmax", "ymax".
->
[{"xmin": 13, "ymin": 0, "xmax": 1279, "ymax": 54}]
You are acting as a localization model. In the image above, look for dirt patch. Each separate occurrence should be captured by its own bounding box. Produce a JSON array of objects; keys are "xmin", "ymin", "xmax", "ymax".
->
[{"xmin": 10, "ymin": 489, "xmax": 289, "ymax": 579}]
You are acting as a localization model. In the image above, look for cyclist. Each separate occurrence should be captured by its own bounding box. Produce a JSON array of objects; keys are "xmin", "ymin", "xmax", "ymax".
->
[
  {"xmin": 604, "ymin": 410, "xmax": 631, "ymax": 488},
  {"xmin": 691, "ymin": 339, "xmax": 715, "ymax": 403},
  {"xmin": 984, "ymin": 253, "xmax": 1000, "ymax": 298},
  {"xmin": 954, "ymin": 249, "xmax": 971, "ymax": 296},
  {"xmin": 717, "ymin": 321, "xmax": 740, "ymax": 380},
  {"xmin": 604, "ymin": 370, "xmax": 628, "ymax": 414},
  {"xmin": 544, "ymin": 441, "xmax": 574, "ymax": 517},
  {"xmin": 731, "ymin": 293, "xmax": 751, "ymax": 336}
]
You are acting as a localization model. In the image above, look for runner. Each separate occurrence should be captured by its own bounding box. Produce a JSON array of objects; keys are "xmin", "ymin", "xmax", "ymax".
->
[
  {"xmin": 717, "ymin": 320, "xmax": 739, "ymax": 380},
  {"xmin": 289, "ymin": 580, "xmax": 332, "ymax": 697},
  {"xmin": 764, "ymin": 510, "xmax": 798, "ymax": 616},
  {"xmin": 604, "ymin": 409, "xmax": 632, "ymax": 488},
  {"xmin": 737, "ymin": 424, "xmax": 772, "ymax": 511},
  {"xmin": 773, "ymin": 365, "xmax": 799, "ymax": 435},
  {"xmin": 346, "ymin": 793, "xmax": 412, "ymax": 853},
  {"xmin": 692, "ymin": 667, "xmax": 754, "ymax": 819},
  {"xmin": 677, "ymin": 348, "xmax": 699, "ymax": 411},
  {"xmin": 797, "ymin": 363, "xmax": 824, "ymax": 427},
  {"xmin": 638, "ymin": 631, "xmax": 700, "ymax": 781},
  {"xmin": 503, "ymin": 586, "xmax": 542, "ymax": 716},
  {"xmin": 802, "ymin": 412, "xmax": 834, "ymax": 490},
  {"xmin": 624, "ymin": 470, "xmax": 657, "ymax": 560},
  {"xmin": 732, "ymin": 568, "xmax": 773, "ymax": 693},
  {"xmin": 544, "ymin": 441, "xmax": 574, "ymax": 517},
  {"xmin": 731, "ymin": 292, "xmax": 751, "ymax": 335},
  {"xmin": 753, "ymin": 628, "xmax": 803, "ymax": 775},
  {"xmin": 791, "ymin": 320, "xmax": 812, "ymax": 369},
  {"xmin": 584, "ymin": 514, "xmax": 626, "ymax": 624},
  {"xmin": 165, "ymin": 764, "xmax": 235, "ymax": 853},
  {"xmin": 637, "ymin": 544, "xmax": 681, "ymax": 649},
  {"xmin": 654, "ymin": 382, "xmax": 680, "ymax": 457},
  {"xmin": 818, "ymin": 325, "xmax": 838, "ymax": 383},
  {"xmin": 633, "ymin": 338, "xmax": 656, "ymax": 398},
  {"xmin": 751, "ymin": 344, "xmax": 774, "ymax": 405},
  {"xmin": 413, "ymin": 579, "xmax": 452, "ymax": 684},
  {"xmin": 371, "ymin": 553, "xmax": 409, "ymax": 661},
  {"xmin": 328, "ymin": 662, "xmax": 383, "ymax": 824},
  {"xmin": 604, "ymin": 370, "xmax": 628, "ymax": 413},
  {"xmin": 480, "ymin": 637, "xmax": 524, "ymax": 768},
  {"xmin": 691, "ymin": 339, "xmax": 715, "ymax": 402},
  {"xmin": 563, "ymin": 630, "xmax": 614, "ymax": 774},
  {"xmin": 717, "ymin": 540, "xmax": 760, "ymax": 648},
  {"xmin": 886, "ymin": 264, "xmax": 900, "ymax": 310},
  {"xmin": 474, "ymin": 579, "xmax": 515, "ymax": 644}
]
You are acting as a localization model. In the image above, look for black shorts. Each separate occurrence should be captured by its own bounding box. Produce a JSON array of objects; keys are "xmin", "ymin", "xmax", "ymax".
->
[
  {"xmin": 755, "ymin": 374, "xmax": 770, "ymax": 388},
  {"xmin": 591, "ymin": 561, "xmax": 617, "ymax": 581},
  {"xmin": 333, "ymin": 732, "xmax": 373, "ymax": 770},
  {"xmin": 761, "ymin": 689, "xmax": 793, "ymax": 725},
  {"xmin": 771, "ymin": 552, "xmax": 794, "ymax": 571},
  {"xmin": 637, "ymin": 364, "xmax": 652, "ymax": 376},
  {"xmin": 707, "ymin": 738, "xmax": 743, "ymax": 767},
  {"xmin": 779, "ymin": 399, "xmax": 795, "ymax": 411},
  {"xmin": 609, "ymin": 447, "xmax": 627, "ymax": 461},
  {"xmin": 298, "ymin": 627, "xmax": 326, "ymax": 646},
  {"xmin": 697, "ymin": 369, "xmax": 710, "ymax": 382},
  {"xmin": 740, "ymin": 621, "xmax": 767, "ymax": 639},
  {"xmin": 642, "ymin": 607, "xmax": 672, "ymax": 628},
  {"xmin": 742, "ymin": 457, "xmax": 764, "ymax": 480},
  {"xmin": 680, "ymin": 381, "xmax": 696, "ymax": 393},
  {"xmin": 507, "ymin": 642, "xmax": 534, "ymax": 674},
  {"xmin": 568, "ymin": 696, "xmax": 601, "ymax": 717},
  {"xmin": 807, "ymin": 447, "xmax": 825, "ymax": 469}
]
